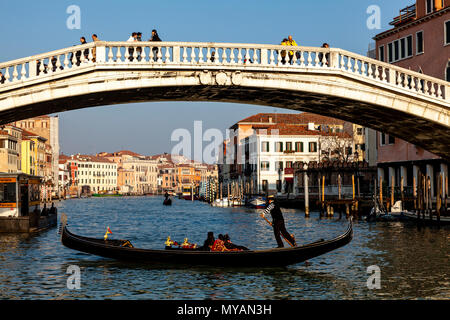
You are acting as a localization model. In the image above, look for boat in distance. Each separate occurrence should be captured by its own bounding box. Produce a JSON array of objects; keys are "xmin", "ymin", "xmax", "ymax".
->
[{"xmin": 60, "ymin": 217, "xmax": 353, "ymax": 267}]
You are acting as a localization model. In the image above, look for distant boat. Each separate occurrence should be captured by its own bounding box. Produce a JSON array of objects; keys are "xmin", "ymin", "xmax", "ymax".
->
[
  {"xmin": 163, "ymin": 198, "xmax": 172, "ymax": 206},
  {"xmin": 92, "ymin": 193, "xmax": 123, "ymax": 197},
  {"xmin": 248, "ymin": 196, "xmax": 267, "ymax": 209}
]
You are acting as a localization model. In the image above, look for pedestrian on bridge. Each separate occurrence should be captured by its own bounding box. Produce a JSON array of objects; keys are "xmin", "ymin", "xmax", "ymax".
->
[
  {"xmin": 285, "ymin": 35, "xmax": 298, "ymax": 64},
  {"xmin": 91, "ymin": 34, "xmax": 100, "ymax": 62},
  {"xmin": 127, "ymin": 32, "xmax": 138, "ymax": 61},
  {"xmin": 149, "ymin": 29, "xmax": 162, "ymax": 61},
  {"xmin": 0, "ymin": 72, "xmax": 5, "ymax": 84}
]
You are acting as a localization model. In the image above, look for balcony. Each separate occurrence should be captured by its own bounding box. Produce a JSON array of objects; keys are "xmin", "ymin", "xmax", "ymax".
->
[{"xmin": 389, "ymin": 4, "xmax": 416, "ymax": 26}]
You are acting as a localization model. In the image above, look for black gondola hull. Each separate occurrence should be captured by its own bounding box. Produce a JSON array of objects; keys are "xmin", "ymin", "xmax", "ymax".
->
[{"xmin": 61, "ymin": 221, "xmax": 352, "ymax": 267}]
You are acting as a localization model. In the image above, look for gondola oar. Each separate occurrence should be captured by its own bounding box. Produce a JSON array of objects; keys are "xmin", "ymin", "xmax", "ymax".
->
[{"xmin": 259, "ymin": 213, "xmax": 296, "ymax": 248}]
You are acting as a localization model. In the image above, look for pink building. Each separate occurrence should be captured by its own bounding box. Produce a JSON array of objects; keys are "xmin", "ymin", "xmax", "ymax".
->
[{"xmin": 373, "ymin": 0, "xmax": 449, "ymax": 197}]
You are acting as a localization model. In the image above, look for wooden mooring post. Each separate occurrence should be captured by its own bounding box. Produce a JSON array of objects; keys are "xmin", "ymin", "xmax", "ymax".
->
[{"xmin": 304, "ymin": 172, "xmax": 309, "ymax": 217}]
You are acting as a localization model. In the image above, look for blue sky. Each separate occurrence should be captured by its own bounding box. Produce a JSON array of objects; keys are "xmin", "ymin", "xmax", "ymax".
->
[{"xmin": 0, "ymin": 0, "xmax": 412, "ymax": 155}]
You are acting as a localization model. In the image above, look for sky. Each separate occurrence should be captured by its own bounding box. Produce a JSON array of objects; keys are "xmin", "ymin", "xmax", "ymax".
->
[{"xmin": 0, "ymin": 0, "xmax": 413, "ymax": 156}]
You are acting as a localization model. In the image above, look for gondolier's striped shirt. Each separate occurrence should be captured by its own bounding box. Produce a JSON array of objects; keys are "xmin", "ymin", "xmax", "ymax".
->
[{"xmin": 262, "ymin": 203, "xmax": 274, "ymax": 216}]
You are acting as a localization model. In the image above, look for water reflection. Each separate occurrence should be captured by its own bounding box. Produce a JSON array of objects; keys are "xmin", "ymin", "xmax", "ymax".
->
[{"xmin": 0, "ymin": 196, "xmax": 448, "ymax": 299}]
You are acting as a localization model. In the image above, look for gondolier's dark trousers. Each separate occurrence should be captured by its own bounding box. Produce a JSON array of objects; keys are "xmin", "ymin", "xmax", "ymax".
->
[{"xmin": 273, "ymin": 219, "xmax": 295, "ymax": 248}]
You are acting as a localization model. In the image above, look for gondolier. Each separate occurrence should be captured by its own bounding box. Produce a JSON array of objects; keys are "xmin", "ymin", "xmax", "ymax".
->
[{"xmin": 261, "ymin": 195, "xmax": 297, "ymax": 248}]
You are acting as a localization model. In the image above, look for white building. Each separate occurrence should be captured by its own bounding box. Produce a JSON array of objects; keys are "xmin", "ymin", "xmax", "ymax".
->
[
  {"xmin": 241, "ymin": 125, "xmax": 353, "ymax": 195},
  {"xmin": 67, "ymin": 154, "xmax": 118, "ymax": 193}
]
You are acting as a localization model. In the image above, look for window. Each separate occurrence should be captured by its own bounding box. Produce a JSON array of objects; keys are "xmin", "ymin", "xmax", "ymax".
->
[
  {"xmin": 394, "ymin": 40, "xmax": 399, "ymax": 61},
  {"xmin": 285, "ymin": 142, "xmax": 292, "ymax": 152},
  {"xmin": 400, "ymin": 38, "xmax": 406, "ymax": 59},
  {"xmin": 445, "ymin": 21, "xmax": 450, "ymax": 45},
  {"xmin": 357, "ymin": 127, "xmax": 363, "ymax": 135},
  {"xmin": 407, "ymin": 35, "xmax": 413, "ymax": 57},
  {"xmin": 295, "ymin": 142, "xmax": 304, "ymax": 152},
  {"xmin": 446, "ymin": 62, "xmax": 450, "ymax": 82},
  {"xmin": 388, "ymin": 43, "xmax": 393, "ymax": 62},
  {"xmin": 275, "ymin": 161, "xmax": 283, "ymax": 171},
  {"xmin": 309, "ymin": 142, "xmax": 317, "ymax": 152},
  {"xmin": 286, "ymin": 161, "xmax": 293, "ymax": 168},
  {"xmin": 275, "ymin": 142, "xmax": 283, "ymax": 152},
  {"xmin": 416, "ymin": 31, "xmax": 424, "ymax": 54},
  {"xmin": 261, "ymin": 161, "xmax": 270, "ymax": 171},
  {"xmin": 380, "ymin": 133, "xmax": 395, "ymax": 145},
  {"xmin": 425, "ymin": 0, "xmax": 433, "ymax": 14},
  {"xmin": 378, "ymin": 45, "xmax": 385, "ymax": 62},
  {"xmin": 0, "ymin": 182, "xmax": 16, "ymax": 203},
  {"xmin": 262, "ymin": 180, "xmax": 268, "ymax": 192}
]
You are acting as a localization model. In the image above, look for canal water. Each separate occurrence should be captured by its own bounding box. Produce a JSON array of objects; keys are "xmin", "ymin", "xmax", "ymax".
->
[{"xmin": 0, "ymin": 196, "xmax": 448, "ymax": 300}]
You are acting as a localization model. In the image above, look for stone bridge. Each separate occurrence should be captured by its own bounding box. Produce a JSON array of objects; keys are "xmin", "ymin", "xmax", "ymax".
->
[{"xmin": 0, "ymin": 41, "xmax": 449, "ymax": 158}]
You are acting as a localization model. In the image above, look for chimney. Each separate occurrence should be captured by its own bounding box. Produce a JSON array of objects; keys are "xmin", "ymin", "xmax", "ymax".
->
[
  {"xmin": 308, "ymin": 122, "xmax": 315, "ymax": 131},
  {"xmin": 268, "ymin": 116, "xmax": 273, "ymax": 123}
]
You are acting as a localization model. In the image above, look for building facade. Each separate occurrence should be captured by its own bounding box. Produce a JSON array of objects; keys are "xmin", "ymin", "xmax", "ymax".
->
[
  {"xmin": 373, "ymin": 0, "xmax": 449, "ymax": 198},
  {"xmin": 0, "ymin": 126, "xmax": 22, "ymax": 173}
]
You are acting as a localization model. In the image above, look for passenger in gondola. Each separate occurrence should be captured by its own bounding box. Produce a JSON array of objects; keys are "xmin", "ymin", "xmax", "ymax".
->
[
  {"xmin": 41, "ymin": 203, "xmax": 49, "ymax": 216},
  {"xmin": 198, "ymin": 231, "xmax": 215, "ymax": 251},
  {"xmin": 211, "ymin": 234, "xmax": 227, "ymax": 251},
  {"xmin": 49, "ymin": 202, "xmax": 57, "ymax": 215},
  {"xmin": 262, "ymin": 195, "xmax": 297, "ymax": 248},
  {"xmin": 223, "ymin": 234, "xmax": 249, "ymax": 251}
]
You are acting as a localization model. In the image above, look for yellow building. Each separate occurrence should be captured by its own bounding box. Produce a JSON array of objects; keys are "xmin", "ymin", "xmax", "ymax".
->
[
  {"xmin": 21, "ymin": 137, "xmax": 36, "ymax": 176},
  {"xmin": 21, "ymin": 130, "xmax": 47, "ymax": 177},
  {"xmin": 0, "ymin": 126, "xmax": 22, "ymax": 173}
]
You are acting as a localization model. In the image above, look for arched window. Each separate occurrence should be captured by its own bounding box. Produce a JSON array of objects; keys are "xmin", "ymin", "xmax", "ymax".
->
[{"xmin": 446, "ymin": 61, "xmax": 450, "ymax": 82}]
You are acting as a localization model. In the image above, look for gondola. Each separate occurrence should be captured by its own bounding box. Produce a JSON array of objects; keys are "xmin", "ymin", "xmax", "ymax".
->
[
  {"xmin": 163, "ymin": 198, "xmax": 172, "ymax": 206},
  {"xmin": 60, "ymin": 218, "xmax": 352, "ymax": 267}
]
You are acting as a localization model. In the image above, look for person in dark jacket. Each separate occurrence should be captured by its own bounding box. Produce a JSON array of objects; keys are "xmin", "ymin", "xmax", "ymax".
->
[
  {"xmin": 261, "ymin": 196, "xmax": 296, "ymax": 248},
  {"xmin": 0, "ymin": 71, "xmax": 5, "ymax": 84},
  {"xmin": 223, "ymin": 234, "xmax": 249, "ymax": 251},
  {"xmin": 198, "ymin": 231, "xmax": 215, "ymax": 251},
  {"xmin": 41, "ymin": 203, "xmax": 49, "ymax": 216},
  {"xmin": 70, "ymin": 37, "xmax": 89, "ymax": 66},
  {"xmin": 49, "ymin": 202, "xmax": 57, "ymax": 215},
  {"xmin": 149, "ymin": 29, "xmax": 162, "ymax": 61}
]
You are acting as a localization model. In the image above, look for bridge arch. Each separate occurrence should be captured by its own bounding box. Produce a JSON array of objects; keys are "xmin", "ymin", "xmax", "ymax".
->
[{"xmin": 0, "ymin": 42, "xmax": 449, "ymax": 159}]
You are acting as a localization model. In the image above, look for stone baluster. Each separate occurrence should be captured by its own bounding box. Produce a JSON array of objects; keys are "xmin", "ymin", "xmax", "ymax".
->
[
  {"xmin": 88, "ymin": 48, "xmax": 94, "ymax": 64},
  {"xmin": 132, "ymin": 45, "xmax": 138, "ymax": 63},
  {"xmin": 354, "ymin": 58, "xmax": 360, "ymax": 74},
  {"xmin": 314, "ymin": 51, "xmax": 320, "ymax": 67},
  {"xmin": 56, "ymin": 56, "xmax": 62, "ymax": 71},
  {"xmin": 190, "ymin": 46, "xmax": 196, "ymax": 64},
  {"xmin": 237, "ymin": 48, "xmax": 243, "ymax": 65},
  {"xmin": 437, "ymin": 85, "xmax": 443, "ymax": 99},
  {"xmin": 430, "ymin": 82, "xmax": 436, "ymax": 97},
  {"xmin": 222, "ymin": 48, "xmax": 228, "ymax": 64},
  {"xmin": 320, "ymin": 50, "xmax": 327, "ymax": 67},
  {"xmin": 12, "ymin": 65, "xmax": 19, "ymax": 81},
  {"xmin": 124, "ymin": 46, "xmax": 130, "ymax": 62},
  {"xmin": 182, "ymin": 47, "xmax": 188, "ymax": 64},
  {"xmin": 39, "ymin": 59, "xmax": 45, "ymax": 74},
  {"xmin": 374, "ymin": 64, "xmax": 380, "ymax": 80},
  {"xmin": 307, "ymin": 51, "xmax": 312, "ymax": 67},
  {"xmin": 206, "ymin": 47, "xmax": 212, "ymax": 64},
  {"xmin": 229, "ymin": 48, "xmax": 235, "ymax": 64},
  {"xmin": 424, "ymin": 81, "xmax": 429, "ymax": 95},
  {"xmin": 269, "ymin": 49, "xmax": 275, "ymax": 65},
  {"xmin": 21, "ymin": 63, "xmax": 27, "ymax": 80},
  {"xmin": 340, "ymin": 55, "xmax": 345, "ymax": 71},
  {"xmin": 116, "ymin": 46, "xmax": 122, "ymax": 63},
  {"xmin": 157, "ymin": 45, "xmax": 163, "ymax": 63},
  {"xmin": 299, "ymin": 51, "xmax": 305, "ymax": 67},
  {"xmin": 253, "ymin": 49, "xmax": 258, "ymax": 65},
  {"xmin": 107, "ymin": 46, "xmax": 114, "ymax": 63},
  {"xmin": 361, "ymin": 61, "xmax": 366, "ymax": 76},
  {"xmin": 64, "ymin": 54, "xmax": 69, "ymax": 69},
  {"xmin": 165, "ymin": 46, "xmax": 171, "ymax": 63},
  {"xmin": 198, "ymin": 47, "xmax": 204, "ymax": 63},
  {"xmin": 4, "ymin": 68, "xmax": 10, "ymax": 83},
  {"xmin": 244, "ymin": 49, "xmax": 250, "ymax": 64},
  {"xmin": 367, "ymin": 62, "xmax": 373, "ymax": 78},
  {"xmin": 141, "ymin": 45, "xmax": 147, "ymax": 62},
  {"xmin": 346, "ymin": 56, "xmax": 352, "ymax": 72}
]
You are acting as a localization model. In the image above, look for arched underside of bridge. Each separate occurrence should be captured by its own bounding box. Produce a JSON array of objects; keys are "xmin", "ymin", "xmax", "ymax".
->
[{"xmin": 0, "ymin": 69, "xmax": 449, "ymax": 159}]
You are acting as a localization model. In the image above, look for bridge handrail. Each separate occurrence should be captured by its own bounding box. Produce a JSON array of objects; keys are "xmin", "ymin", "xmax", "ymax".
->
[{"xmin": 0, "ymin": 41, "xmax": 448, "ymax": 101}]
